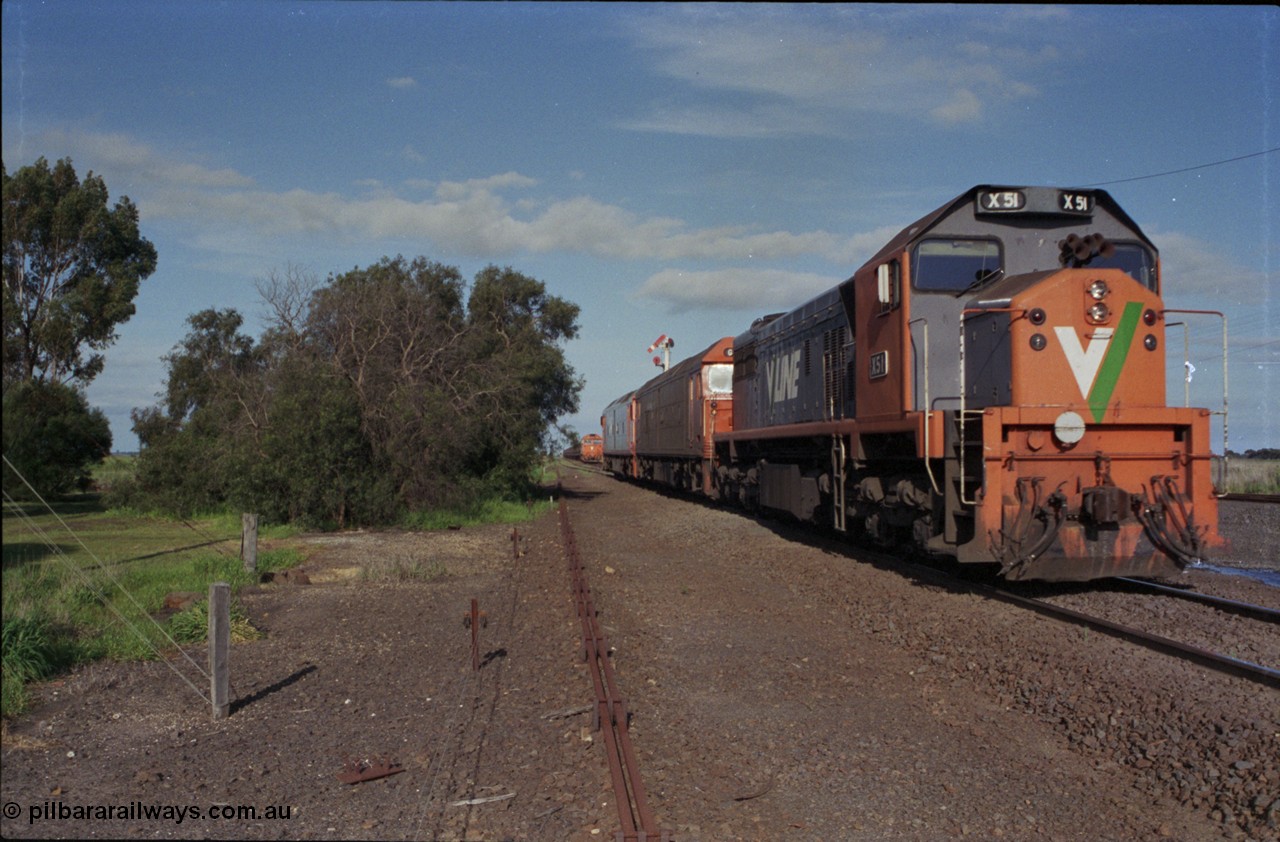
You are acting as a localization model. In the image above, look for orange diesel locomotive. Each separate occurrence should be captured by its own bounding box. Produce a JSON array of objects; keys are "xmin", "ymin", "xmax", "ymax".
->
[
  {"xmin": 579, "ymin": 434, "xmax": 604, "ymax": 464},
  {"xmin": 606, "ymin": 186, "xmax": 1224, "ymax": 582},
  {"xmin": 602, "ymin": 337, "xmax": 735, "ymax": 496}
]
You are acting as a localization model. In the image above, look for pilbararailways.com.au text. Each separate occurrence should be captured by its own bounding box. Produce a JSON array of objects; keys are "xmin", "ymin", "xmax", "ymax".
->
[{"xmin": 10, "ymin": 800, "xmax": 292, "ymax": 825}]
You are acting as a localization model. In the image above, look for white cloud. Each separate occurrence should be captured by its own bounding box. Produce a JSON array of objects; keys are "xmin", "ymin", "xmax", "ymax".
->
[
  {"xmin": 33, "ymin": 128, "xmax": 255, "ymax": 189},
  {"xmin": 619, "ymin": 102, "xmax": 830, "ymax": 139},
  {"xmin": 386, "ymin": 76, "xmax": 417, "ymax": 89},
  {"xmin": 622, "ymin": 7, "xmax": 1052, "ymax": 136},
  {"xmin": 11, "ymin": 129, "xmax": 908, "ymax": 282},
  {"xmin": 636, "ymin": 267, "xmax": 837, "ymax": 312},
  {"xmin": 433, "ymin": 172, "xmax": 539, "ymax": 200},
  {"xmin": 930, "ymin": 89, "xmax": 984, "ymax": 125}
]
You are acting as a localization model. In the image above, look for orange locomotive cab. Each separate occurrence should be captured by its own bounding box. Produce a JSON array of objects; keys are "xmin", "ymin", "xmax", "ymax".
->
[{"xmin": 960, "ymin": 267, "xmax": 1221, "ymax": 579}]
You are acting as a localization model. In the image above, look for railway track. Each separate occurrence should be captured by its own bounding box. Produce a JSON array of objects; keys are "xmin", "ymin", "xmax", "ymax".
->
[
  {"xmin": 557, "ymin": 498, "xmax": 668, "ymax": 842},
  {"xmin": 983, "ymin": 580, "xmax": 1280, "ymax": 689},
  {"xmin": 834, "ymin": 541, "xmax": 1280, "ymax": 690},
  {"xmin": 1219, "ymin": 492, "xmax": 1280, "ymax": 504},
  {"xmin": 1112, "ymin": 576, "xmax": 1280, "ymax": 622}
]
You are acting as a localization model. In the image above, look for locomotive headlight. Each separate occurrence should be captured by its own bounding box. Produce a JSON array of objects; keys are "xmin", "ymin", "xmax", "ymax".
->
[
  {"xmin": 1087, "ymin": 302, "xmax": 1111, "ymax": 323},
  {"xmin": 1089, "ymin": 279, "xmax": 1110, "ymax": 300}
]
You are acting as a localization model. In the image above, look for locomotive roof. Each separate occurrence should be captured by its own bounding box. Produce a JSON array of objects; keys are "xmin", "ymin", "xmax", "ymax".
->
[{"xmin": 857, "ymin": 185, "xmax": 1154, "ymax": 275}]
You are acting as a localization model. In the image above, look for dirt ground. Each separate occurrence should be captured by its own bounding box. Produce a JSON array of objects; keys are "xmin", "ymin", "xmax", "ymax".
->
[{"xmin": 1, "ymin": 468, "xmax": 1276, "ymax": 841}]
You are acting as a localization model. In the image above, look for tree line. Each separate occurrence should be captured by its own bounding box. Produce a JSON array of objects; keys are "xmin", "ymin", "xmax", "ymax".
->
[
  {"xmin": 1227, "ymin": 449, "xmax": 1280, "ymax": 460},
  {"xmin": 4, "ymin": 157, "xmax": 582, "ymax": 525}
]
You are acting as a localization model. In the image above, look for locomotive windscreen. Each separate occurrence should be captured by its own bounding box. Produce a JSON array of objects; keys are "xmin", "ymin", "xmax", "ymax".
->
[
  {"xmin": 1083, "ymin": 243, "xmax": 1157, "ymax": 290},
  {"xmin": 911, "ymin": 238, "xmax": 1002, "ymax": 292}
]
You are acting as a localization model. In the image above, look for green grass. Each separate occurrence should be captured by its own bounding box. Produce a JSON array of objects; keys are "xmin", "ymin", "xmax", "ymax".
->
[
  {"xmin": 3, "ymin": 464, "xmax": 561, "ymax": 718},
  {"xmin": 89, "ymin": 453, "xmax": 138, "ymax": 492},
  {"xmin": 1, "ymin": 496, "xmax": 301, "ymax": 717},
  {"xmin": 166, "ymin": 598, "xmax": 264, "ymax": 645},
  {"xmin": 358, "ymin": 554, "xmax": 449, "ymax": 583},
  {"xmin": 1220, "ymin": 458, "xmax": 1280, "ymax": 495},
  {"xmin": 400, "ymin": 494, "xmax": 556, "ymax": 531}
]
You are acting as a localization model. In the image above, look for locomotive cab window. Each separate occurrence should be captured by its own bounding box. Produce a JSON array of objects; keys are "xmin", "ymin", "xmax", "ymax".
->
[
  {"xmin": 705, "ymin": 363, "xmax": 733, "ymax": 395},
  {"xmin": 1085, "ymin": 243, "xmax": 1157, "ymax": 291},
  {"xmin": 911, "ymin": 238, "xmax": 1002, "ymax": 293}
]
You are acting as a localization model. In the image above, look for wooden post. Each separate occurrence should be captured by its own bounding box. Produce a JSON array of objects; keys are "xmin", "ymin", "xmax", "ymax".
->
[
  {"xmin": 209, "ymin": 582, "xmax": 230, "ymax": 720},
  {"xmin": 241, "ymin": 513, "xmax": 258, "ymax": 573}
]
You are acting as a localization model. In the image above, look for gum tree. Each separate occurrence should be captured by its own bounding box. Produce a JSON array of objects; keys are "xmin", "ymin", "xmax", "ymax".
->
[{"xmin": 3, "ymin": 157, "xmax": 157, "ymax": 387}]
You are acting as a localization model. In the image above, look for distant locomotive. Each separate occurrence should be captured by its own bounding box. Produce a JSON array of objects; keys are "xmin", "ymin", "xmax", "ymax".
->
[
  {"xmin": 580, "ymin": 434, "xmax": 604, "ymax": 464},
  {"xmin": 603, "ymin": 186, "xmax": 1224, "ymax": 582}
]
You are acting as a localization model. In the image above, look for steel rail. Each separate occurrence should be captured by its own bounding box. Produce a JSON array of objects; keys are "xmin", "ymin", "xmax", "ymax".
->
[
  {"xmin": 1219, "ymin": 492, "xmax": 1280, "ymax": 504},
  {"xmin": 558, "ymin": 500, "xmax": 668, "ymax": 842},
  {"xmin": 1113, "ymin": 577, "xmax": 1280, "ymax": 623},
  {"xmin": 832, "ymin": 540, "xmax": 1280, "ymax": 690},
  {"xmin": 973, "ymin": 581, "xmax": 1280, "ymax": 689}
]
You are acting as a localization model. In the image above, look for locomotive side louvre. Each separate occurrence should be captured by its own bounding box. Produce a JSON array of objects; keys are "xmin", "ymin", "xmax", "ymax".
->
[{"xmin": 732, "ymin": 290, "xmax": 854, "ymax": 430}]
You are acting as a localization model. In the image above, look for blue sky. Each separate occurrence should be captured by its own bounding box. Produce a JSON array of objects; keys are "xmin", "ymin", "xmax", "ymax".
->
[{"xmin": 3, "ymin": 3, "xmax": 1276, "ymax": 453}]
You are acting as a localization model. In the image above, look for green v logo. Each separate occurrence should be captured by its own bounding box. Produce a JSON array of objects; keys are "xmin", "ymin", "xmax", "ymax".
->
[{"xmin": 1053, "ymin": 302, "xmax": 1143, "ymax": 423}]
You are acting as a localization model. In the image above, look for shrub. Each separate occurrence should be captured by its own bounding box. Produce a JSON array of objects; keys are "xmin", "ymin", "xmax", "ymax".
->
[{"xmin": 2, "ymin": 380, "xmax": 111, "ymax": 498}]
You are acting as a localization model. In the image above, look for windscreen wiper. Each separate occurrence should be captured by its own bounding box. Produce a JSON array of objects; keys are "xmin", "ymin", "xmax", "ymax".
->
[{"xmin": 954, "ymin": 267, "xmax": 1004, "ymax": 298}]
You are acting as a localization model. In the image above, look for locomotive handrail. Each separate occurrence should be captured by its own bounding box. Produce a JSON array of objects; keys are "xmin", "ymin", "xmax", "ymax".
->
[
  {"xmin": 908, "ymin": 316, "xmax": 941, "ymax": 496},
  {"xmin": 1161, "ymin": 308, "xmax": 1228, "ymax": 493}
]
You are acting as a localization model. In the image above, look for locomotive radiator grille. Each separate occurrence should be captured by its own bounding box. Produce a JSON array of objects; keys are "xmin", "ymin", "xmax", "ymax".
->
[{"xmin": 823, "ymin": 326, "xmax": 847, "ymax": 419}]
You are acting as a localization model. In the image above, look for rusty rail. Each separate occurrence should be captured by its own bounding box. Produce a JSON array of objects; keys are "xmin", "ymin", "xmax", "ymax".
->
[{"xmin": 558, "ymin": 500, "xmax": 668, "ymax": 842}]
